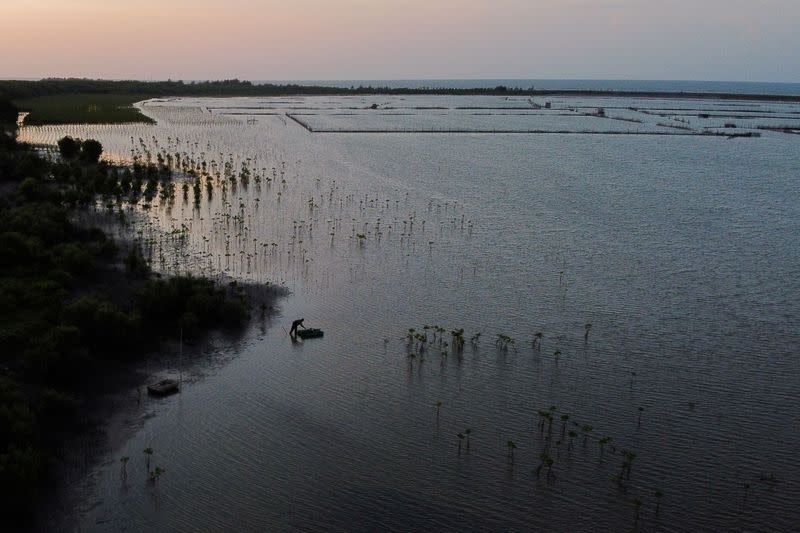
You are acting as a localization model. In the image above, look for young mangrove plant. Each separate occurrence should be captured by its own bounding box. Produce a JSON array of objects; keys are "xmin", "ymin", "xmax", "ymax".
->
[
  {"xmin": 148, "ymin": 466, "xmax": 165, "ymax": 486},
  {"xmin": 633, "ymin": 497, "xmax": 643, "ymax": 526},
  {"xmin": 546, "ymin": 456, "xmax": 556, "ymax": 481},
  {"xmin": 618, "ymin": 449, "xmax": 637, "ymax": 481},
  {"xmin": 495, "ymin": 334, "xmax": 516, "ymax": 352},
  {"xmin": 120, "ymin": 456, "xmax": 129, "ymax": 481},
  {"xmin": 532, "ymin": 331, "xmax": 543, "ymax": 350},
  {"xmin": 599, "ymin": 436, "xmax": 613, "ymax": 455},
  {"xmin": 470, "ymin": 332, "xmax": 481, "ymax": 349},
  {"xmin": 560, "ymin": 414, "xmax": 570, "ymax": 438},
  {"xmin": 144, "ymin": 447, "xmax": 154, "ymax": 470},
  {"xmin": 567, "ymin": 430, "xmax": 577, "ymax": 450},
  {"xmin": 451, "ymin": 329, "xmax": 465, "ymax": 353},
  {"xmin": 536, "ymin": 451, "xmax": 550, "ymax": 477},
  {"xmin": 581, "ymin": 425, "xmax": 593, "ymax": 445},
  {"xmin": 537, "ymin": 410, "xmax": 549, "ymax": 433},
  {"xmin": 506, "ymin": 440, "xmax": 517, "ymax": 461}
]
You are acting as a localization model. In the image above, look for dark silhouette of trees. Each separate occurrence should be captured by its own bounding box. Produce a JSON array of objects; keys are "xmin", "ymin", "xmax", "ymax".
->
[
  {"xmin": 56, "ymin": 137, "xmax": 103, "ymax": 163},
  {"xmin": 79, "ymin": 139, "xmax": 103, "ymax": 163},
  {"xmin": 0, "ymin": 98, "xmax": 17, "ymax": 125},
  {"xmin": 57, "ymin": 136, "xmax": 80, "ymax": 159},
  {"xmin": 0, "ymin": 138, "xmax": 256, "ymax": 525}
]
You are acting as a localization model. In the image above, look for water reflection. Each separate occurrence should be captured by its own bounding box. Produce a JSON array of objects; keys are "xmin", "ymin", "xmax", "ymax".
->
[{"xmin": 24, "ymin": 95, "xmax": 800, "ymax": 532}]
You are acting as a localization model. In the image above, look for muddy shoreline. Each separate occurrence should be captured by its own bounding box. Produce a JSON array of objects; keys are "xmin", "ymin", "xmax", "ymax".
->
[{"xmin": 32, "ymin": 293, "xmax": 285, "ymax": 532}]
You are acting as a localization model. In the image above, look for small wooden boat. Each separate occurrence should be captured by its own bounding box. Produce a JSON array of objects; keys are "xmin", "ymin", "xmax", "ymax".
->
[
  {"xmin": 296, "ymin": 328, "xmax": 324, "ymax": 339},
  {"xmin": 147, "ymin": 379, "xmax": 180, "ymax": 396}
]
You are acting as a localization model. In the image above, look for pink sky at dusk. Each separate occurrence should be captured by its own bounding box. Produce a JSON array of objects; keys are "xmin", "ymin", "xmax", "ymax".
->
[{"xmin": 2, "ymin": 0, "xmax": 798, "ymax": 81}]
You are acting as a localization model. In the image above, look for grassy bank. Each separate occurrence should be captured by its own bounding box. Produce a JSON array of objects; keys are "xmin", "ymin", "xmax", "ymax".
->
[
  {"xmin": 0, "ymin": 109, "xmax": 271, "ymax": 526},
  {"xmin": 14, "ymin": 93, "xmax": 154, "ymax": 125}
]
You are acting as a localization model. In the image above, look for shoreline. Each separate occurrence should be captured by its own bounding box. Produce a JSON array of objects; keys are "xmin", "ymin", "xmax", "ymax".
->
[
  {"xmin": 33, "ymin": 319, "xmax": 283, "ymax": 532},
  {"xmin": 0, "ymin": 126, "xmax": 289, "ymax": 528}
]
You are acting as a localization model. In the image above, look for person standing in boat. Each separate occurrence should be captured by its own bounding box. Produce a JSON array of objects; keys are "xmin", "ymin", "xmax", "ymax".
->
[{"xmin": 289, "ymin": 318, "xmax": 306, "ymax": 337}]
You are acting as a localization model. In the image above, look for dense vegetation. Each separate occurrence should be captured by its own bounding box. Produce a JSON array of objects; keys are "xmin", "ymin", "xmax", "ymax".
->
[
  {"xmin": 2, "ymin": 78, "xmax": 798, "ymax": 104},
  {"xmin": 14, "ymin": 94, "xmax": 155, "ymax": 125},
  {"xmin": 0, "ymin": 102, "xmax": 252, "ymax": 525},
  {"xmin": 0, "ymin": 78, "xmax": 539, "ymax": 100}
]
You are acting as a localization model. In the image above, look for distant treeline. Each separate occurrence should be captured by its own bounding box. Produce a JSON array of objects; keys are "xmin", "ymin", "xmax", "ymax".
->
[
  {"xmin": 0, "ymin": 78, "xmax": 536, "ymax": 100},
  {"xmin": 3, "ymin": 78, "xmax": 799, "ymax": 102}
]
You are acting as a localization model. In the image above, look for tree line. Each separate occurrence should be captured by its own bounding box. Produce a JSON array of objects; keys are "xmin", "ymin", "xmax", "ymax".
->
[
  {"xmin": 2, "ymin": 78, "xmax": 798, "ymax": 103},
  {"xmin": 0, "ymin": 78, "xmax": 536, "ymax": 100}
]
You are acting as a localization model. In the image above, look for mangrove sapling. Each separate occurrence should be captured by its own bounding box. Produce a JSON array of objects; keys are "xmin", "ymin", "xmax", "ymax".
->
[
  {"xmin": 546, "ymin": 413, "xmax": 555, "ymax": 439},
  {"xmin": 470, "ymin": 332, "xmax": 481, "ymax": 349},
  {"xmin": 654, "ymin": 489, "xmax": 664, "ymax": 514},
  {"xmin": 599, "ymin": 436, "xmax": 613, "ymax": 456},
  {"xmin": 451, "ymin": 329, "xmax": 465, "ymax": 353},
  {"xmin": 584, "ymin": 323, "xmax": 592, "ymax": 343},
  {"xmin": 618, "ymin": 449, "xmax": 637, "ymax": 481},
  {"xmin": 144, "ymin": 447, "xmax": 154, "ymax": 470},
  {"xmin": 560, "ymin": 414, "xmax": 570, "ymax": 438},
  {"xmin": 495, "ymin": 334, "xmax": 516, "ymax": 352},
  {"xmin": 537, "ymin": 410, "xmax": 549, "ymax": 433},
  {"xmin": 633, "ymin": 497, "xmax": 643, "ymax": 526},
  {"xmin": 457, "ymin": 433, "xmax": 465, "ymax": 454},
  {"xmin": 465, "ymin": 428, "xmax": 472, "ymax": 451},
  {"xmin": 637, "ymin": 407, "xmax": 644, "ymax": 427},
  {"xmin": 546, "ymin": 457, "xmax": 556, "ymax": 481},
  {"xmin": 149, "ymin": 466, "xmax": 165, "ymax": 486},
  {"xmin": 506, "ymin": 440, "xmax": 517, "ymax": 461},
  {"xmin": 120, "ymin": 456, "xmax": 129, "ymax": 481},
  {"xmin": 536, "ymin": 451, "xmax": 550, "ymax": 477},
  {"xmin": 625, "ymin": 450, "xmax": 637, "ymax": 478},
  {"xmin": 532, "ymin": 331, "xmax": 543, "ymax": 350},
  {"xmin": 567, "ymin": 430, "xmax": 577, "ymax": 450},
  {"xmin": 435, "ymin": 401, "xmax": 443, "ymax": 419},
  {"xmin": 581, "ymin": 425, "xmax": 593, "ymax": 445}
]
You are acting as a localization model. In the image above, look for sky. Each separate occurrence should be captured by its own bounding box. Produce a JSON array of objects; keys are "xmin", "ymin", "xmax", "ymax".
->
[{"xmin": 1, "ymin": 0, "xmax": 799, "ymax": 82}]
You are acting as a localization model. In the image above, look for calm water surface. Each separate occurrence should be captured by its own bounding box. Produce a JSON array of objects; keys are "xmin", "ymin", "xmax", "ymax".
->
[{"xmin": 21, "ymin": 95, "xmax": 800, "ymax": 532}]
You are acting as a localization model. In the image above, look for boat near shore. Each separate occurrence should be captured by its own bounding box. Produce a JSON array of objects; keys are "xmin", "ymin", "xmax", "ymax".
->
[
  {"xmin": 147, "ymin": 379, "xmax": 180, "ymax": 396},
  {"xmin": 296, "ymin": 328, "xmax": 324, "ymax": 339},
  {"xmin": 147, "ymin": 331, "xmax": 183, "ymax": 396}
]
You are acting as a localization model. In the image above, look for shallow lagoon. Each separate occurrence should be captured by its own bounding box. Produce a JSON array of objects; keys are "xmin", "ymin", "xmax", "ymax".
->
[{"xmin": 21, "ymin": 95, "xmax": 800, "ymax": 531}]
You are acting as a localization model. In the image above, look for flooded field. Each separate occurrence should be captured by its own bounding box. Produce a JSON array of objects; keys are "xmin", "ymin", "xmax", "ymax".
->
[{"xmin": 20, "ymin": 94, "xmax": 800, "ymax": 531}]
